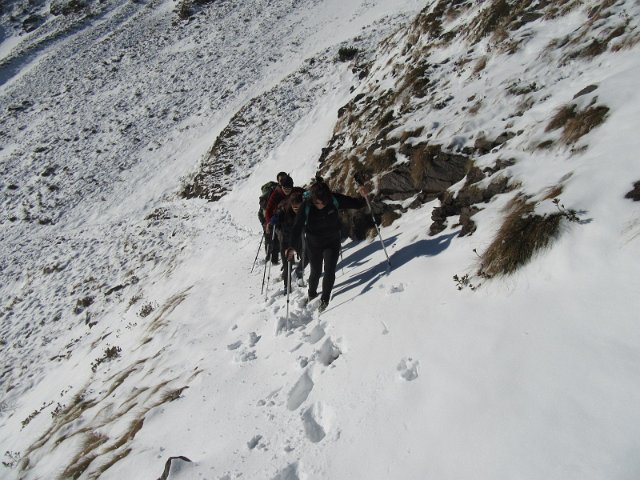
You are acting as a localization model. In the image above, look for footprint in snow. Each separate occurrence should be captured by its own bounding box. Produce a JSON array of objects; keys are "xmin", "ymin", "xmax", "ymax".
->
[
  {"xmin": 301, "ymin": 402, "xmax": 333, "ymax": 443},
  {"xmin": 227, "ymin": 340, "xmax": 242, "ymax": 350},
  {"xmin": 303, "ymin": 324, "xmax": 325, "ymax": 344},
  {"xmin": 287, "ymin": 369, "xmax": 313, "ymax": 411},
  {"xmin": 275, "ymin": 305, "xmax": 314, "ymax": 334},
  {"xmin": 247, "ymin": 434, "xmax": 266, "ymax": 450},
  {"xmin": 315, "ymin": 338, "xmax": 341, "ymax": 366},
  {"xmin": 272, "ymin": 462, "xmax": 301, "ymax": 480},
  {"xmin": 248, "ymin": 332, "xmax": 261, "ymax": 347},
  {"xmin": 235, "ymin": 350, "xmax": 256, "ymax": 362},
  {"xmin": 397, "ymin": 357, "xmax": 419, "ymax": 381},
  {"xmin": 257, "ymin": 387, "xmax": 281, "ymax": 408}
]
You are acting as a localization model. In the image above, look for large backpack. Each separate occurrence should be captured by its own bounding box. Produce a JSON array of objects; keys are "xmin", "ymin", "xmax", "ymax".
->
[{"xmin": 259, "ymin": 181, "xmax": 278, "ymax": 211}]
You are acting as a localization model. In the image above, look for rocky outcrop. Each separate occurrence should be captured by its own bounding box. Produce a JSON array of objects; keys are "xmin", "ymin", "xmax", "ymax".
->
[{"xmin": 430, "ymin": 159, "xmax": 515, "ymax": 237}]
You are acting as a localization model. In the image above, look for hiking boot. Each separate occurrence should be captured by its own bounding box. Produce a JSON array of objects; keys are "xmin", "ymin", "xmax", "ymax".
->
[{"xmin": 319, "ymin": 300, "xmax": 329, "ymax": 313}]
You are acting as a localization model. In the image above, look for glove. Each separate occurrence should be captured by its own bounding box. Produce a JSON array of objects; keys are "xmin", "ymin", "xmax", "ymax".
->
[{"xmin": 269, "ymin": 214, "xmax": 279, "ymax": 226}]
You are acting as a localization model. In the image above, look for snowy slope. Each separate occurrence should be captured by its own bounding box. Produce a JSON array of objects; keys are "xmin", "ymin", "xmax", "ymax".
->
[{"xmin": 2, "ymin": 0, "xmax": 640, "ymax": 479}]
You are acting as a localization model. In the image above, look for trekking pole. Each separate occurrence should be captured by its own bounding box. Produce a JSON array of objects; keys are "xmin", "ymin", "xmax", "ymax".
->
[
  {"xmin": 286, "ymin": 261, "xmax": 292, "ymax": 329},
  {"xmin": 261, "ymin": 228, "xmax": 276, "ymax": 295},
  {"xmin": 354, "ymin": 174, "xmax": 392, "ymax": 269},
  {"xmin": 264, "ymin": 228, "xmax": 277, "ymax": 299},
  {"xmin": 297, "ymin": 232, "xmax": 306, "ymax": 287},
  {"xmin": 251, "ymin": 234, "xmax": 264, "ymax": 273}
]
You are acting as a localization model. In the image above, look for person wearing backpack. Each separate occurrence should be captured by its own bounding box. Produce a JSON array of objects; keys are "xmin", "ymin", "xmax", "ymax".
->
[
  {"xmin": 273, "ymin": 188, "xmax": 307, "ymax": 291},
  {"xmin": 265, "ymin": 175, "xmax": 296, "ymax": 266},
  {"xmin": 258, "ymin": 172, "xmax": 287, "ymax": 264},
  {"xmin": 287, "ymin": 178, "xmax": 368, "ymax": 311}
]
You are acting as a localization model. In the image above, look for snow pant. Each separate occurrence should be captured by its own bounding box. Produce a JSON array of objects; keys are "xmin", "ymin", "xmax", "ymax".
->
[
  {"xmin": 306, "ymin": 238, "xmax": 340, "ymax": 304},
  {"xmin": 281, "ymin": 244, "xmax": 309, "ymax": 290},
  {"xmin": 265, "ymin": 230, "xmax": 279, "ymax": 264}
]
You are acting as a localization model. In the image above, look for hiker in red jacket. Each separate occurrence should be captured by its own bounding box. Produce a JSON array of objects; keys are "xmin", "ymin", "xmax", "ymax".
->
[
  {"xmin": 265, "ymin": 175, "xmax": 294, "ymax": 232},
  {"xmin": 259, "ymin": 172, "xmax": 288, "ymax": 264}
]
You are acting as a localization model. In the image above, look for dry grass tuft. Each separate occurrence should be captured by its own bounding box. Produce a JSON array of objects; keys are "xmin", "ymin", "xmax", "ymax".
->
[
  {"xmin": 60, "ymin": 431, "xmax": 109, "ymax": 479},
  {"xmin": 381, "ymin": 209, "xmax": 402, "ymax": 227},
  {"xmin": 546, "ymin": 104, "xmax": 609, "ymax": 144},
  {"xmin": 546, "ymin": 104, "xmax": 577, "ymax": 132},
  {"xmin": 543, "ymin": 185, "xmax": 563, "ymax": 200},
  {"xmin": 562, "ymin": 106, "xmax": 609, "ymax": 143},
  {"xmin": 479, "ymin": 196, "xmax": 561, "ymax": 276},
  {"xmin": 90, "ymin": 448, "xmax": 132, "ymax": 478},
  {"xmin": 468, "ymin": 99, "xmax": 483, "ymax": 115},
  {"xmin": 472, "ymin": 55, "xmax": 488, "ymax": 75}
]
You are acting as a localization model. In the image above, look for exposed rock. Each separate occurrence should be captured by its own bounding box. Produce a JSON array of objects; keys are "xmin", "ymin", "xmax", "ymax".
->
[
  {"xmin": 22, "ymin": 15, "xmax": 44, "ymax": 33},
  {"xmin": 625, "ymin": 181, "xmax": 640, "ymax": 201},
  {"xmin": 474, "ymin": 131, "xmax": 515, "ymax": 154},
  {"xmin": 573, "ymin": 84, "xmax": 598, "ymax": 99},
  {"xmin": 429, "ymin": 161, "xmax": 514, "ymax": 236}
]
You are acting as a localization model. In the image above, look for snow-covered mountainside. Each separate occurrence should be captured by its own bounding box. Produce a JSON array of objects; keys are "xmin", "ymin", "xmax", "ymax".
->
[{"xmin": 1, "ymin": 0, "xmax": 640, "ymax": 478}]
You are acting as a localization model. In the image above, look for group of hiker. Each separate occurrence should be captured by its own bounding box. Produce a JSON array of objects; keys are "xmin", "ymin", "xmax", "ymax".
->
[{"xmin": 257, "ymin": 172, "xmax": 368, "ymax": 312}]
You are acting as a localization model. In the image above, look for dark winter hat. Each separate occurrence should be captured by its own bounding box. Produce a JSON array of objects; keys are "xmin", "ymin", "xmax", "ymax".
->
[
  {"xmin": 281, "ymin": 176, "xmax": 294, "ymax": 188},
  {"xmin": 277, "ymin": 172, "xmax": 288, "ymax": 183}
]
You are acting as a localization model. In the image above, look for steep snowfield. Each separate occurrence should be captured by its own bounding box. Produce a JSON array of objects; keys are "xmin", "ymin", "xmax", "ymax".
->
[{"xmin": 2, "ymin": 0, "xmax": 640, "ymax": 479}]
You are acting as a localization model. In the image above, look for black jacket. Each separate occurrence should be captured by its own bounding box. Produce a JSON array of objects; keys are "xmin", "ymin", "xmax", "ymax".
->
[
  {"xmin": 275, "ymin": 206, "xmax": 300, "ymax": 252},
  {"xmin": 290, "ymin": 192, "xmax": 365, "ymax": 248}
]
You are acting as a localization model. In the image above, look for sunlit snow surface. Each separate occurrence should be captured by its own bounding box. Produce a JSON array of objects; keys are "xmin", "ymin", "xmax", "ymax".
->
[{"xmin": 1, "ymin": 0, "xmax": 640, "ymax": 479}]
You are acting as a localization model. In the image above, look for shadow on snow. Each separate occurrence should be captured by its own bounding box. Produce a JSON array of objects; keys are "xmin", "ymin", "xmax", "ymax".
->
[{"xmin": 326, "ymin": 230, "xmax": 459, "ymax": 311}]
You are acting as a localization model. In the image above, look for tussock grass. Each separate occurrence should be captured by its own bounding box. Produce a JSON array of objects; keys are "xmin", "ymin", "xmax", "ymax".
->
[
  {"xmin": 479, "ymin": 196, "xmax": 561, "ymax": 276},
  {"xmin": 60, "ymin": 431, "xmax": 108, "ymax": 479},
  {"xmin": 561, "ymin": 106, "xmax": 609, "ymax": 143},
  {"xmin": 546, "ymin": 104, "xmax": 577, "ymax": 132},
  {"xmin": 381, "ymin": 209, "xmax": 402, "ymax": 227},
  {"xmin": 90, "ymin": 448, "xmax": 132, "ymax": 478},
  {"xmin": 472, "ymin": 55, "xmax": 488, "ymax": 75},
  {"xmin": 546, "ymin": 104, "xmax": 609, "ymax": 144}
]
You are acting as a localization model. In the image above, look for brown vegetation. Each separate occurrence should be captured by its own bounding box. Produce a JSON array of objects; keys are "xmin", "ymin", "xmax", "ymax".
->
[
  {"xmin": 546, "ymin": 104, "xmax": 609, "ymax": 144},
  {"xmin": 479, "ymin": 196, "xmax": 561, "ymax": 276},
  {"xmin": 562, "ymin": 106, "xmax": 609, "ymax": 143}
]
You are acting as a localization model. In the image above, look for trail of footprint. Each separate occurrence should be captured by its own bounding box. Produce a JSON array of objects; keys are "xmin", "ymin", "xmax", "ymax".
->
[
  {"xmin": 286, "ymin": 369, "xmax": 313, "ymax": 411},
  {"xmin": 315, "ymin": 338, "xmax": 341, "ymax": 366},
  {"xmin": 272, "ymin": 462, "xmax": 301, "ymax": 480},
  {"xmin": 247, "ymin": 434, "xmax": 267, "ymax": 451},
  {"xmin": 275, "ymin": 299, "xmax": 315, "ymax": 334},
  {"xmin": 301, "ymin": 402, "xmax": 333, "ymax": 444},
  {"xmin": 397, "ymin": 357, "xmax": 419, "ymax": 381},
  {"xmin": 248, "ymin": 332, "xmax": 261, "ymax": 347},
  {"xmin": 303, "ymin": 324, "xmax": 325, "ymax": 344}
]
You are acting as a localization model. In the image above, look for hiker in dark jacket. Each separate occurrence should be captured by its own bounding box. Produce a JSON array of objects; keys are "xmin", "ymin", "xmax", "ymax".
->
[
  {"xmin": 258, "ymin": 171, "xmax": 288, "ymax": 227},
  {"xmin": 265, "ymin": 175, "xmax": 294, "ymax": 229},
  {"xmin": 259, "ymin": 172, "xmax": 288, "ymax": 264},
  {"xmin": 288, "ymin": 179, "xmax": 368, "ymax": 311},
  {"xmin": 274, "ymin": 188, "xmax": 307, "ymax": 291}
]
